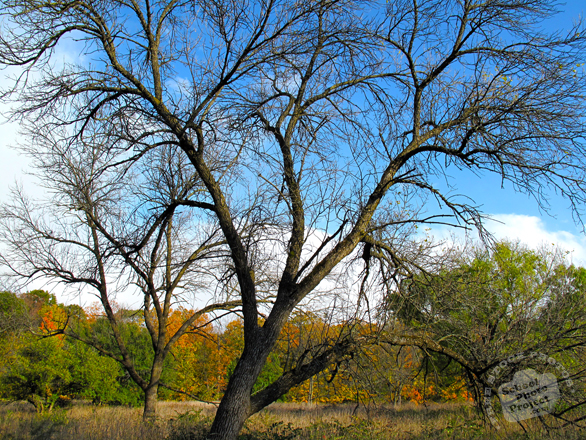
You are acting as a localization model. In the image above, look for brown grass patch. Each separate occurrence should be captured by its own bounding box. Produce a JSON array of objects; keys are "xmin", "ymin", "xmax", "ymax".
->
[{"xmin": 0, "ymin": 400, "xmax": 583, "ymax": 440}]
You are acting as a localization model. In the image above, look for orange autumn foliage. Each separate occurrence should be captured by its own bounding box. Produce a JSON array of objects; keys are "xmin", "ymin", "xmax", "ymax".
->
[{"xmin": 45, "ymin": 301, "xmax": 477, "ymax": 405}]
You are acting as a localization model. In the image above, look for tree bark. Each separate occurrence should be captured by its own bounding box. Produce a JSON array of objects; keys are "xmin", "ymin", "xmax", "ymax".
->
[
  {"xmin": 143, "ymin": 385, "xmax": 159, "ymax": 420},
  {"xmin": 207, "ymin": 333, "xmax": 357, "ymax": 440},
  {"xmin": 142, "ymin": 354, "xmax": 164, "ymax": 420},
  {"xmin": 207, "ymin": 342, "xmax": 268, "ymax": 440}
]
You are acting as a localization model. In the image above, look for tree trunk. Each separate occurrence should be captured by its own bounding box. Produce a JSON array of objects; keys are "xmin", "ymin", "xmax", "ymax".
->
[
  {"xmin": 207, "ymin": 340, "xmax": 270, "ymax": 440},
  {"xmin": 207, "ymin": 330, "xmax": 355, "ymax": 440},
  {"xmin": 206, "ymin": 384, "xmax": 251, "ymax": 439},
  {"xmin": 143, "ymin": 354, "xmax": 164, "ymax": 420},
  {"xmin": 143, "ymin": 384, "xmax": 159, "ymax": 420}
]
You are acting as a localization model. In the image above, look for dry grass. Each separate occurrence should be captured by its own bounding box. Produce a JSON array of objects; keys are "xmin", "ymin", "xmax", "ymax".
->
[{"xmin": 0, "ymin": 400, "xmax": 583, "ymax": 440}]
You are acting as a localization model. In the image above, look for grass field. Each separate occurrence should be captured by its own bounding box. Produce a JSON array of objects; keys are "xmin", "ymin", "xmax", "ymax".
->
[{"xmin": 0, "ymin": 401, "xmax": 583, "ymax": 440}]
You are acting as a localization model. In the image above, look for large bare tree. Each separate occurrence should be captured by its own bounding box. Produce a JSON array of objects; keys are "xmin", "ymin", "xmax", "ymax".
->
[{"xmin": 1, "ymin": 0, "xmax": 586, "ymax": 438}]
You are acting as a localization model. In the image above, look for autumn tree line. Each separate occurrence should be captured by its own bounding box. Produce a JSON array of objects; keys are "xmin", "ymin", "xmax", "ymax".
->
[
  {"xmin": 1, "ymin": 242, "xmax": 585, "ymax": 418},
  {"xmin": 0, "ymin": 289, "xmax": 468, "ymax": 411}
]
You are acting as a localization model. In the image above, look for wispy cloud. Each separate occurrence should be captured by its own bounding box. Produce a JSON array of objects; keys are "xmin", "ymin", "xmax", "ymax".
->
[{"xmin": 429, "ymin": 214, "xmax": 586, "ymax": 266}]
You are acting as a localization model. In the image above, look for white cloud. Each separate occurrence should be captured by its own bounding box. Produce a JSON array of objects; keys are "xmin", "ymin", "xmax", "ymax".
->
[
  {"xmin": 0, "ymin": 65, "xmax": 42, "ymax": 203},
  {"xmin": 0, "ymin": 31, "xmax": 87, "ymax": 203},
  {"xmin": 0, "ymin": 123, "xmax": 32, "ymax": 192},
  {"xmin": 488, "ymin": 214, "xmax": 586, "ymax": 263},
  {"xmin": 429, "ymin": 213, "xmax": 586, "ymax": 266}
]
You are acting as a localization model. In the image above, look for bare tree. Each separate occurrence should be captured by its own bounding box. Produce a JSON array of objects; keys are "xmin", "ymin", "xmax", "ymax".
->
[
  {"xmin": 0, "ymin": 137, "xmax": 240, "ymax": 418},
  {"xmin": 1, "ymin": 0, "xmax": 586, "ymax": 438}
]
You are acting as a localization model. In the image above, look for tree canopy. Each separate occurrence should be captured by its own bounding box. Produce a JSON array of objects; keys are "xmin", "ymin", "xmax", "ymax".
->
[{"xmin": 383, "ymin": 242, "xmax": 586, "ymax": 427}]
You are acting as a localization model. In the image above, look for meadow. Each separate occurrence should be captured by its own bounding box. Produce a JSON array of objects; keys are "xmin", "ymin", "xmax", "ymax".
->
[{"xmin": 0, "ymin": 401, "xmax": 583, "ymax": 440}]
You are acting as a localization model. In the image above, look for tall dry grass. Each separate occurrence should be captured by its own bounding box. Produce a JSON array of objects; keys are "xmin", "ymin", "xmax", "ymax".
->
[{"xmin": 0, "ymin": 400, "xmax": 583, "ymax": 440}]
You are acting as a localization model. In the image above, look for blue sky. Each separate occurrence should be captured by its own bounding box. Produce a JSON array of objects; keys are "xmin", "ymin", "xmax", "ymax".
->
[{"xmin": 421, "ymin": 0, "xmax": 586, "ymax": 264}]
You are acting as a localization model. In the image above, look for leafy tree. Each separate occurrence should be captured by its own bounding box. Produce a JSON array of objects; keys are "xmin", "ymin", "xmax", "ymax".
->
[
  {"xmin": 67, "ymin": 341, "xmax": 137, "ymax": 406},
  {"xmin": 0, "ymin": 291, "xmax": 29, "ymax": 335},
  {"xmin": 0, "ymin": 335, "xmax": 73, "ymax": 412},
  {"xmin": 0, "ymin": 296, "xmax": 146, "ymax": 410},
  {"xmin": 384, "ymin": 242, "xmax": 586, "ymax": 423},
  {"xmin": 1, "ymin": 0, "xmax": 586, "ymax": 438},
  {"xmin": 151, "ymin": 309, "xmax": 221, "ymax": 402}
]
